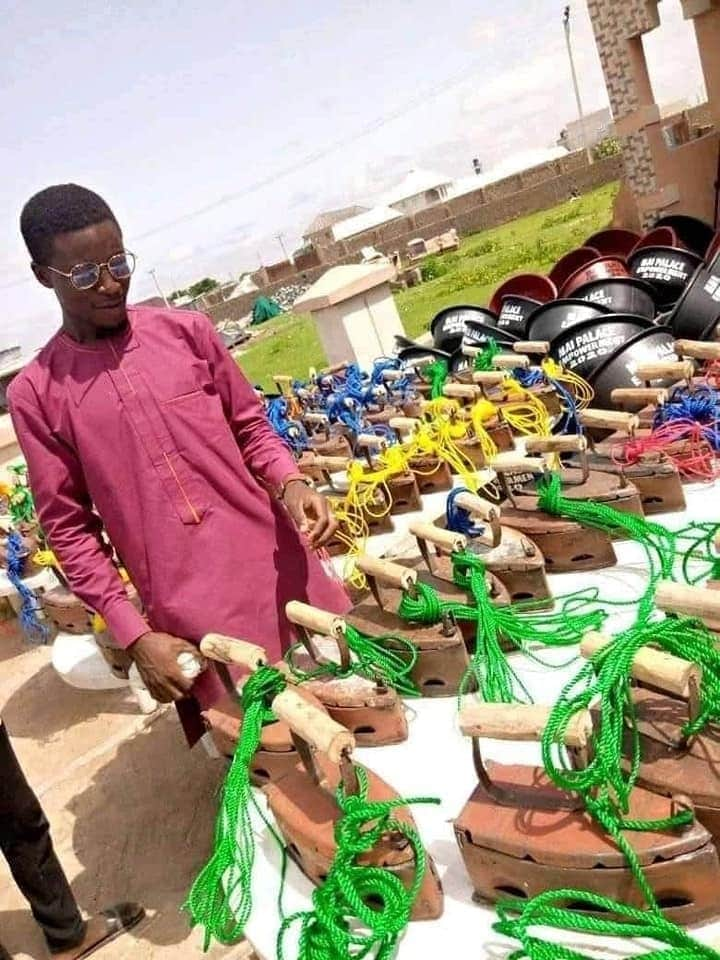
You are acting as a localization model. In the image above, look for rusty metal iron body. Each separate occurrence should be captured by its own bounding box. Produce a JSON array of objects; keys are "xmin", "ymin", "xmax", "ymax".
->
[
  {"xmin": 265, "ymin": 751, "xmax": 444, "ymax": 921},
  {"xmin": 494, "ymin": 466, "xmax": 638, "ymax": 572},
  {"xmin": 408, "ymin": 455, "xmax": 454, "ymax": 495},
  {"xmin": 625, "ymin": 686, "xmax": 720, "ymax": 854},
  {"xmin": 201, "ymin": 684, "xmax": 331, "ymax": 786},
  {"xmin": 571, "ymin": 448, "xmax": 686, "ymax": 515},
  {"xmin": 454, "ymin": 735, "xmax": 720, "ymax": 923},
  {"xmin": 287, "ymin": 630, "xmax": 408, "ymax": 747},
  {"xmin": 428, "ymin": 514, "xmax": 551, "ymax": 606},
  {"xmin": 41, "ymin": 585, "xmax": 93, "ymax": 634},
  {"xmin": 346, "ymin": 572, "xmax": 474, "ymax": 698}
]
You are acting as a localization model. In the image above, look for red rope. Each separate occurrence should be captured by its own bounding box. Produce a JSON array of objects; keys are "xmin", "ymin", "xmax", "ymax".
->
[{"xmin": 611, "ymin": 419, "xmax": 720, "ymax": 481}]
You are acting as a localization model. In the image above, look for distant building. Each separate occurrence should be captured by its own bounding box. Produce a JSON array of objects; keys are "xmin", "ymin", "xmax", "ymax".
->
[
  {"xmin": 302, "ymin": 205, "xmax": 369, "ymax": 246},
  {"xmin": 558, "ymin": 107, "xmax": 614, "ymax": 152},
  {"xmin": 331, "ymin": 205, "xmax": 403, "ymax": 242},
  {"xmin": 379, "ymin": 169, "xmax": 454, "ymax": 216}
]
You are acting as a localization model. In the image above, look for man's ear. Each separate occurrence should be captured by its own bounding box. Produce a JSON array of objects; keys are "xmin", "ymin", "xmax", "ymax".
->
[{"xmin": 31, "ymin": 262, "xmax": 54, "ymax": 289}]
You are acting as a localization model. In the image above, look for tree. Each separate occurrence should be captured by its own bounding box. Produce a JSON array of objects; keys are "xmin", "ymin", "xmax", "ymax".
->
[
  {"xmin": 592, "ymin": 136, "xmax": 621, "ymax": 161},
  {"xmin": 187, "ymin": 277, "xmax": 219, "ymax": 298}
]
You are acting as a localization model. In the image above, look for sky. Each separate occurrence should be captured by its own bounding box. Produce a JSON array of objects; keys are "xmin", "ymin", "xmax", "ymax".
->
[{"xmin": 0, "ymin": 0, "xmax": 708, "ymax": 354}]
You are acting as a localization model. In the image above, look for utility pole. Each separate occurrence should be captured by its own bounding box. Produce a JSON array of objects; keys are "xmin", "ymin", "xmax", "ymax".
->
[
  {"xmin": 275, "ymin": 232, "xmax": 293, "ymax": 264},
  {"xmin": 148, "ymin": 267, "xmax": 170, "ymax": 307},
  {"xmin": 563, "ymin": 5, "xmax": 593, "ymax": 164}
]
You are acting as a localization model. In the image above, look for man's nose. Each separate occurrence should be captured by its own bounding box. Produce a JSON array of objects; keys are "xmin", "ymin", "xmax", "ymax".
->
[{"xmin": 97, "ymin": 264, "xmax": 122, "ymax": 295}]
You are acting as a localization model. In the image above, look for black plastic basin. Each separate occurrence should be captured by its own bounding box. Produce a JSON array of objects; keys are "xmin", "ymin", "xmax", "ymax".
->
[
  {"xmin": 589, "ymin": 326, "xmax": 677, "ymax": 407},
  {"xmin": 430, "ymin": 305, "xmax": 498, "ymax": 353},
  {"xmin": 628, "ymin": 246, "xmax": 703, "ymax": 308},
  {"xmin": 549, "ymin": 315, "xmax": 653, "ymax": 382},
  {"xmin": 525, "ymin": 299, "xmax": 612, "ymax": 342},
  {"xmin": 655, "ymin": 214, "xmax": 715, "ymax": 259},
  {"xmin": 573, "ymin": 277, "xmax": 656, "ymax": 320},
  {"xmin": 669, "ymin": 257, "xmax": 720, "ymax": 341},
  {"xmin": 463, "ymin": 320, "xmax": 519, "ymax": 350},
  {"xmin": 497, "ymin": 295, "xmax": 541, "ymax": 337}
]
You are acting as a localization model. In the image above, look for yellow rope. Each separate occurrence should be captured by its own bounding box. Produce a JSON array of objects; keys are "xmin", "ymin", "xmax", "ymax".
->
[
  {"xmin": 541, "ymin": 358, "xmax": 594, "ymax": 408},
  {"xmin": 499, "ymin": 376, "xmax": 553, "ymax": 436}
]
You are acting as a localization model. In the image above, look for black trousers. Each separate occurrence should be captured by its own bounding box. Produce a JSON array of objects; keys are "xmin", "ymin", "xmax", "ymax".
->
[{"xmin": 0, "ymin": 723, "xmax": 86, "ymax": 954}]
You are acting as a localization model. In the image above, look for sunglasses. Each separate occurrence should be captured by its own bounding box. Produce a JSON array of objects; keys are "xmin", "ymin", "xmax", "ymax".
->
[{"xmin": 43, "ymin": 250, "xmax": 136, "ymax": 291}]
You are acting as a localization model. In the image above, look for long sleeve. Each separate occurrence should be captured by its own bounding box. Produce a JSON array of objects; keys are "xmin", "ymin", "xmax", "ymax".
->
[
  {"xmin": 195, "ymin": 314, "xmax": 299, "ymax": 492},
  {"xmin": 8, "ymin": 385, "xmax": 149, "ymax": 649}
]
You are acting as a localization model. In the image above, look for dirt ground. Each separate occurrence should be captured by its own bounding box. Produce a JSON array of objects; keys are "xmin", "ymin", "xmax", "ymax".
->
[{"xmin": 0, "ymin": 618, "xmax": 260, "ymax": 960}]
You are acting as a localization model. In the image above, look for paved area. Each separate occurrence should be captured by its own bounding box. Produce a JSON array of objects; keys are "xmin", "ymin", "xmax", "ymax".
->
[{"xmin": 0, "ymin": 619, "xmax": 260, "ymax": 959}]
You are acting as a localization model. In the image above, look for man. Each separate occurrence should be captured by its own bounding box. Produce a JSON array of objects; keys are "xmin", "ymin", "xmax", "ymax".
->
[
  {"xmin": 9, "ymin": 184, "xmax": 349, "ymax": 742},
  {"xmin": 1, "ymin": 720, "xmax": 143, "ymax": 958}
]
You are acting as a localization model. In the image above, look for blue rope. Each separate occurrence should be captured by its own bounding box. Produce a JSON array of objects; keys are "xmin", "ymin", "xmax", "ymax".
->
[
  {"xmin": 513, "ymin": 367, "xmax": 545, "ymax": 388},
  {"xmin": 266, "ymin": 398, "xmax": 309, "ymax": 454},
  {"xmin": 446, "ymin": 487, "xmax": 486, "ymax": 538},
  {"xmin": 326, "ymin": 394, "xmax": 364, "ymax": 435},
  {"xmin": 6, "ymin": 532, "xmax": 49, "ymax": 644},
  {"xmin": 549, "ymin": 376, "xmax": 583, "ymax": 436},
  {"xmin": 653, "ymin": 387, "xmax": 720, "ymax": 449}
]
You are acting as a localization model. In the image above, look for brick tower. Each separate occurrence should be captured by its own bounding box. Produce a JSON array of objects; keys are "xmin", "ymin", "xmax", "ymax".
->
[{"xmin": 586, "ymin": 0, "xmax": 720, "ymax": 228}]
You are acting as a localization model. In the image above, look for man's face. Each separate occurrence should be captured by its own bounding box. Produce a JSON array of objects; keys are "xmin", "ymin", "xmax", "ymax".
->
[{"xmin": 33, "ymin": 219, "xmax": 131, "ymax": 332}]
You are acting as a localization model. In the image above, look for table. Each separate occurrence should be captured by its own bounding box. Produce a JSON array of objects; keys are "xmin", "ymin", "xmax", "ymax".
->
[{"xmin": 243, "ymin": 480, "xmax": 720, "ymax": 958}]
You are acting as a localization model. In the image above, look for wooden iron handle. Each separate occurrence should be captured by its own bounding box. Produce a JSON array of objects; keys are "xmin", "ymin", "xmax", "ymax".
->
[
  {"xmin": 443, "ymin": 384, "xmax": 480, "ymax": 399},
  {"xmin": 389, "ymin": 416, "xmax": 420, "ymax": 432},
  {"xmin": 355, "ymin": 554, "xmax": 418, "ymax": 591},
  {"xmin": 459, "ymin": 701, "xmax": 592, "ymax": 748},
  {"xmin": 655, "ymin": 581, "xmax": 720, "ymax": 620},
  {"xmin": 513, "ymin": 341, "xmax": 549, "ymax": 355},
  {"xmin": 674, "ymin": 340, "xmax": 720, "ymax": 361},
  {"xmin": 454, "ymin": 491, "xmax": 500, "ymax": 521},
  {"xmin": 462, "ymin": 344, "xmax": 483, "ymax": 357},
  {"xmin": 494, "ymin": 353, "xmax": 529, "ymax": 369},
  {"xmin": 490, "ymin": 453, "xmax": 546, "ymax": 474},
  {"xmin": 200, "ymin": 634, "xmax": 268, "ymax": 670},
  {"xmin": 580, "ymin": 408, "xmax": 639, "ymax": 431},
  {"xmin": 322, "ymin": 361, "xmax": 349, "ymax": 375},
  {"xmin": 409, "ymin": 520, "xmax": 467, "ymax": 552},
  {"xmin": 271, "ymin": 687, "xmax": 355, "ymax": 763},
  {"xmin": 285, "ymin": 600, "xmax": 346, "ymax": 637},
  {"xmin": 355, "ymin": 433, "xmax": 387, "ymax": 448},
  {"xmin": 581, "ymin": 631, "xmax": 701, "ymax": 698},
  {"xmin": 525, "ymin": 435, "xmax": 587, "ymax": 454},
  {"xmin": 472, "ymin": 371, "xmax": 505, "ymax": 386},
  {"xmin": 303, "ymin": 412, "xmax": 330, "ymax": 424},
  {"xmin": 610, "ymin": 388, "xmax": 669, "ymax": 407},
  {"xmin": 313, "ymin": 455, "xmax": 349, "ymax": 471},
  {"xmin": 635, "ymin": 360, "xmax": 693, "ymax": 381}
]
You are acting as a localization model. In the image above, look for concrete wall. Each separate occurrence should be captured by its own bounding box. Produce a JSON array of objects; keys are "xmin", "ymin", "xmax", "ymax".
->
[{"xmin": 204, "ymin": 152, "xmax": 622, "ymax": 328}]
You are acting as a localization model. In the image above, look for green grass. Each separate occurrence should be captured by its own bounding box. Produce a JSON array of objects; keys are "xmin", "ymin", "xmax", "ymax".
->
[{"xmin": 237, "ymin": 181, "xmax": 619, "ymax": 390}]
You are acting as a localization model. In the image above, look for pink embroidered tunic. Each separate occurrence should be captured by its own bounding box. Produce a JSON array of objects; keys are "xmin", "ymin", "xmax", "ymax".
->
[{"xmin": 8, "ymin": 306, "xmax": 349, "ymax": 739}]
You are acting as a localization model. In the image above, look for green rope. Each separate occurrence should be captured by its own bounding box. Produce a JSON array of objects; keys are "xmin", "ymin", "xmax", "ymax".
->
[
  {"xmin": 184, "ymin": 665, "xmax": 287, "ymax": 948},
  {"xmin": 277, "ymin": 766, "xmax": 440, "ymax": 960},
  {"xmin": 473, "ymin": 337, "xmax": 501, "ymax": 372},
  {"xmin": 285, "ymin": 623, "xmax": 420, "ymax": 698},
  {"xmin": 425, "ymin": 360, "xmax": 449, "ymax": 400},
  {"xmin": 396, "ymin": 550, "xmax": 605, "ymax": 703},
  {"xmin": 494, "ymin": 889, "xmax": 720, "ymax": 960}
]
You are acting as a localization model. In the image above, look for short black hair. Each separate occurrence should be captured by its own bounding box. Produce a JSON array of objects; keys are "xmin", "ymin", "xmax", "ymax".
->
[{"xmin": 20, "ymin": 184, "xmax": 119, "ymax": 264}]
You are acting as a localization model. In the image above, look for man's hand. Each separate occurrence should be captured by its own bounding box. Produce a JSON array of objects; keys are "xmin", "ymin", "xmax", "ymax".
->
[
  {"xmin": 282, "ymin": 480, "xmax": 338, "ymax": 549},
  {"xmin": 128, "ymin": 631, "xmax": 202, "ymax": 703}
]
